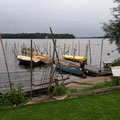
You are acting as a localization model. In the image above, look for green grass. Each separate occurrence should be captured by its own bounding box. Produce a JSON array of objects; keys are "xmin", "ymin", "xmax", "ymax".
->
[
  {"xmin": 72, "ymin": 81, "xmax": 93, "ymax": 85},
  {"xmin": 0, "ymin": 90, "xmax": 120, "ymax": 120},
  {"xmin": 66, "ymin": 89, "xmax": 80, "ymax": 94},
  {"xmin": 82, "ymin": 78, "xmax": 119, "ymax": 91}
]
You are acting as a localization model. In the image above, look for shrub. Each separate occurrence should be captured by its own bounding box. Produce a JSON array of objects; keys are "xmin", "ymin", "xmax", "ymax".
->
[
  {"xmin": 52, "ymin": 84, "xmax": 66, "ymax": 96},
  {"xmin": 1, "ymin": 85, "xmax": 25, "ymax": 106}
]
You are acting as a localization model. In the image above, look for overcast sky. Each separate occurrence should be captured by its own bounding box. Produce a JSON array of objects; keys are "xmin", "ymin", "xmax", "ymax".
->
[{"xmin": 0, "ymin": 0, "xmax": 116, "ymax": 37}]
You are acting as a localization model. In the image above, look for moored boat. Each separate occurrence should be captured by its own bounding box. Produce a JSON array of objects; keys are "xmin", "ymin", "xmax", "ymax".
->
[
  {"xmin": 62, "ymin": 54, "xmax": 87, "ymax": 62},
  {"xmin": 17, "ymin": 55, "xmax": 41, "ymax": 65},
  {"xmin": 21, "ymin": 48, "xmax": 52, "ymax": 64},
  {"xmin": 56, "ymin": 60, "xmax": 83, "ymax": 76},
  {"xmin": 33, "ymin": 54, "xmax": 52, "ymax": 64}
]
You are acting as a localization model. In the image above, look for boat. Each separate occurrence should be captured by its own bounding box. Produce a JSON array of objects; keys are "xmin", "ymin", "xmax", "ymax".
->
[
  {"xmin": 17, "ymin": 55, "xmax": 42, "ymax": 65},
  {"xmin": 111, "ymin": 66, "xmax": 120, "ymax": 77},
  {"xmin": 56, "ymin": 60, "xmax": 83, "ymax": 76},
  {"xmin": 62, "ymin": 54, "xmax": 87, "ymax": 62},
  {"xmin": 33, "ymin": 54, "xmax": 52, "ymax": 64},
  {"xmin": 22, "ymin": 48, "xmax": 38, "ymax": 55},
  {"xmin": 17, "ymin": 54, "xmax": 52, "ymax": 65}
]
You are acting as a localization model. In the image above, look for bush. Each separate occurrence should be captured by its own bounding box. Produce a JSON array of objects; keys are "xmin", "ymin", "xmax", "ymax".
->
[
  {"xmin": 52, "ymin": 84, "xmax": 66, "ymax": 96},
  {"xmin": 52, "ymin": 84, "xmax": 81, "ymax": 96},
  {"xmin": 1, "ymin": 85, "xmax": 25, "ymax": 106}
]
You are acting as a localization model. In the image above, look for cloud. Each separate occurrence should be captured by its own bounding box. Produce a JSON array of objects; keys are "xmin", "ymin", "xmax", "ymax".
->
[{"xmin": 0, "ymin": 0, "xmax": 115, "ymax": 36}]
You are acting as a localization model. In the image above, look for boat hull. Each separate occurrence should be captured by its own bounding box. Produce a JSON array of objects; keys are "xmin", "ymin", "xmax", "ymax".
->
[
  {"xmin": 62, "ymin": 55, "xmax": 87, "ymax": 62},
  {"xmin": 56, "ymin": 60, "xmax": 83, "ymax": 76},
  {"xmin": 17, "ymin": 55, "xmax": 42, "ymax": 65}
]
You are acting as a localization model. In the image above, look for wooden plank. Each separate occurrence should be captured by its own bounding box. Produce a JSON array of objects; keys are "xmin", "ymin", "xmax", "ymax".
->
[{"xmin": 68, "ymin": 85, "xmax": 120, "ymax": 97}]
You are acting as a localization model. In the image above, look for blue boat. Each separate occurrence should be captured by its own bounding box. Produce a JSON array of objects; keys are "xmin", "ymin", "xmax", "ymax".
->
[{"xmin": 56, "ymin": 60, "xmax": 83, "ymax": 76}]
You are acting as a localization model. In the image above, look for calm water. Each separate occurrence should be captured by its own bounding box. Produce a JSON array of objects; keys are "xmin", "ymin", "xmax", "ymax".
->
[
  {"xmin": 0, "ymin": 38, "xmax": 119, "ymax": 92},
  {"xmin": 0, "ymin": 38, "xmax": 119, "ymax": 72}
]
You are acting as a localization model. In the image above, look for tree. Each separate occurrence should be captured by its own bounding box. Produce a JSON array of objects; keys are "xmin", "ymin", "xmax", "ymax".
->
[{"xmin": 102, "ymin": 0, "xmax": 120, "ymax": 52}]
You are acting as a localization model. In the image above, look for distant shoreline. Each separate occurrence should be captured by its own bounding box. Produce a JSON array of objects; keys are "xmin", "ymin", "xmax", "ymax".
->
[
  {"xmin": 0, "ymin": 33, "xmax": 105, "ymax": 39},
  {"xmin": 1, "ymin": 33, "xmax": 75, "ymax": 39},
  {"xmin": 76, "ymin": 37, "xmax": 104, "ymax": 39},
  {"xmin": 2, "ymin": 37, "xmax": 104, "ymax": 39}
]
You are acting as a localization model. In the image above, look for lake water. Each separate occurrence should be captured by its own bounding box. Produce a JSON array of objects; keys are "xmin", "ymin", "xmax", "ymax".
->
[{"xmin": 0, "ymin": 38, "xmax": 119, "ymax": 92}]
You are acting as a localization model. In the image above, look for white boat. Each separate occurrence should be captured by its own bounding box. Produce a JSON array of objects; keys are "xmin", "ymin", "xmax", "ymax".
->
[
  {"xmin": 111, "ymin": 66, "xmax": 120, "ymax": 77},
  {"xmin": 17, "ymin": 55, "xmax": 41, "ymax": 65}
]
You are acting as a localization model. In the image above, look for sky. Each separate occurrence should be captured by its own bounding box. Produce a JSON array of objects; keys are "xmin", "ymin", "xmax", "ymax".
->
[{"xmin": 0, "ymin": 0, "xmax": 116, "ymax": 37}]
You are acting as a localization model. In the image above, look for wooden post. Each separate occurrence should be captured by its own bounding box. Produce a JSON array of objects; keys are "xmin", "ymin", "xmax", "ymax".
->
[
  {"xmin": 47, "ymin": 40, "xmax": 56, "ymax": 94},
  {"xmin": 43, "ymin": 43, "xmax": 45, "ymax": 53},
  {"xmin": 0, "ymin": 35, "xmax": 12, "ymax": 90},
  {"xmin": 71, "ymin": 42, "xmax": 74, "ymax": 55},
  {"xmin": 30, "ymin": 40, "xmax": 33, "ymax": 99},
  {"xmin": 73, "ymin": 44, "xmax": 77, "ymax": 62},
  {"xmin": 78, "ymin": 40, "xmax": 80, "ymax": 56},
  {"xmin": 68, "ymin": 45, "xmax": 70, "ymax": 55},
  {"xmin": 89, "ymin": 40, "xmax": 92, "ymax": 65},
  {"xmin": 49, "ymin": 27, "xmax": 64, "ymax": 84},
  {"xmin": 45, "ymin": 41, "xmax": 48, "ymax": 55},
  {"xmin": 49, "ymin": 42, "xmax": 51, "ymax": 57},
  {"xmin": 85, "ymin": 44, "xmax": 89, "ymax": 59},
  {"xmin": 63, "ymin": 44, "xmax": 66, "ymax": 55},
  {"xmin": 100, "ymin": 39, "xmax": 104, "ymax": 68},
  {"xmin": 57, "ymin": 45, "xmax": 60, "ymax": 58}
]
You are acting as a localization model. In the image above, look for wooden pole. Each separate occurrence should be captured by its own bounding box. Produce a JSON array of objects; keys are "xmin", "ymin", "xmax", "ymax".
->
[
  {"xmin": 73, "ymin": 44, "xmax": 77, "ymax": 62},
  {"xmin": 71, "ymin": 42, "xmax": 74, "ymax": 55},
  {"xmin": 49, "ymin": 42, "xmax": 51, "ymax": 57},
  {"xmin": 30, "ymin": 40, "xmax": 33, "ymax": 99},
  {"xmin": 89, "ymin": 40, "xmax": 92, "ymax": 65},
  {"xmin": 68, "ymin": 45, "xmax": 70, "ymax": 55},
  {"xmin": 49, "ymin": 27, "xmax": 64, "ymax": 84},
  {"xmin": 47, "ymin": 40, "xmax": 56, "ymax": 94},
  {"xmin": 63, "ymin": 44, "xmax": 66, "ymax": 55},
  {"xmin": 85, "ymin": 44, "xmax": 89, "ymax": 59},
  {"xmin": 100, "ymin": 39, "xmax": 104, "ymax": 68},
  {"xmin": 0, "ymin": 35, "xmax": 12, "ymax": 90},
  {"xmin": 57, "ymin": 45, "xmax": 60, "ymax": 58},
  {"xmin": 78, "ymin": 40, "xmax": 80, "ymax": 56}
]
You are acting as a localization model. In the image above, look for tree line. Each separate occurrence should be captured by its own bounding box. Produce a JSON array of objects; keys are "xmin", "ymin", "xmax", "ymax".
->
[
  {"xmin": 1, "ymin": 33, "xmax": 75, "ymax": 39},
  {"xmin": 102, "ymin": 0, "xmax": 120, "ymax": 52}
]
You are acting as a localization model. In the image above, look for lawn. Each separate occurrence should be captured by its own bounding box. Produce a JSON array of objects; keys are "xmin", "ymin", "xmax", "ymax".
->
[{"xmin": 0, "ymin": 90, "xmax": 120, "ymax": 120}]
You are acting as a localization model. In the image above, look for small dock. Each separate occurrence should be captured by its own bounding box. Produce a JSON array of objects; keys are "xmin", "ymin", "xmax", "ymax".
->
[
  {"xmin": 63, "ymin": 60, "xmax": 112, "ymax": 76},
  {"xmin": 85, "ymin": 65, "xmax": 112, "ymax": 76}
]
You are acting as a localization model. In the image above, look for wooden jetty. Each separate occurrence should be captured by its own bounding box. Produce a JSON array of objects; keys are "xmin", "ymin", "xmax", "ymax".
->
[
  {"xmin": 62, "ymin": 60, "xmax": 112, "ymax": 76},
  {"xmin": 85, "ymin": 65, "xmax": 112, "ymax": 76}
]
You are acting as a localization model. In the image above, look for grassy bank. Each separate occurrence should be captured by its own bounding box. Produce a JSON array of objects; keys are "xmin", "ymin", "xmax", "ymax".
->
[
  {"xmin": 0, "ymin": 90, "xmax": 120, "ymax": 120},
  {"xmin": 82, "ymin": 78, "xmax": 119, "ymax": 91}
]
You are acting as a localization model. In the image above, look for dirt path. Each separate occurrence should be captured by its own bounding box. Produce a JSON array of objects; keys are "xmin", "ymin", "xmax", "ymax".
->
[{"xmin": 66, "ymin": 76, "xmax": 112, "ymax": 90}]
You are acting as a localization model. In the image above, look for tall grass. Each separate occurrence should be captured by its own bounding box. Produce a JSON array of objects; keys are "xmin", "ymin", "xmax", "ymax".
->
[{"xmin": 82, "ymin": 78, "xmax": 119, "ymax": 91}]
